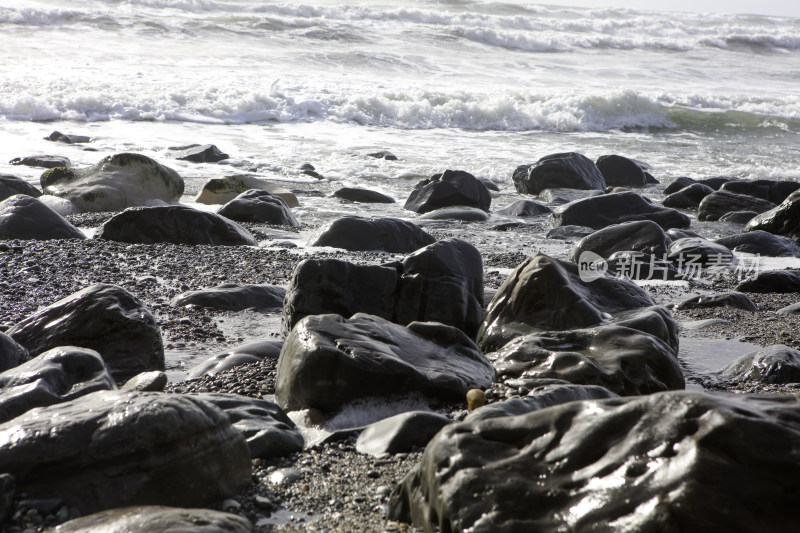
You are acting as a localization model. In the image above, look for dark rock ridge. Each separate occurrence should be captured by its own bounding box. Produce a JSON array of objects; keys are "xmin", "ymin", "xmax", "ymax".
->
[
  {"xmin": 389, "ymin": 390, "xmax": 800, "ymax": 533},
  {"xmin": 0, "ymin": 332, "xmax": 28, "ymax": 372},
  {"xmin": 736, "ymin": 270, "xmax": 800, "ymax": 293},
  {"xmin": 720, "ymin": 179, "xmax": 800, "ymax": 204},
  {"xmin": 0, "ymin": 194, "xmax": 85, "ymax": 241},
  {"xmin": 275, "ymin": 313, "xmax": 494, "ymax": 413},
  {"xmin": 721, "ymin": 344, "xmax": 800, "ymax": 384},
  {"xmin": 0, "ymin": 174, "xmax": 41, "ymax": 201},
  {"xmin": 715, "ymin": 230, "xmax": 800, "ymax": 257},
  {"xmin": 0, "ymin": 390, "xmax": 251, "ymax": 518},
  {"xmin": 746, "ymin": 190, "xmax": 800, "ymax": 241},
  {"xmin": 10, "ymin": 155, "xmax": 71, "ymax": 168},
  {"xmin": 0, "ymin": 346, "xmax": 115, "ymax": 424},
  {"xmin": 495, "ymin": 199, "xmax": 551, "ymax": 217},
  {"xmin": 310, "ymin": 215, "xmax": 435, "ymax": 253},
  {"xmin": 97, "ymin": 205, "xmax": 258, "ymax": 246},
  {"xmin": 40, "ymin": 153, "xmax": 184, "ymax": 212},
  {"xmin": 173, "ymin": 144, "xmax": 229, "ymax": 163},
  {"xmin": 51, "ymin": 506, "xmax": 254, "ymax": 533},
  {"xmin": 45, "ymin": 131, "xmax": 91, "ymax": 144},
  {"xmin": 404, "ymin": 170, "xmax": 491, "ymax": 214},
  {"xmin": 719, "ymin": 211, "xmax": 757, "ymax": 224},
  {"xmin": 674, "ymin": 291, "xmax": 757, "ymax": 312},
  {"xmin": 595, "ymin": 154, "xmax": 648, "ymax": 187},
  {"xmin": 697, "ymin": 190, "xmax": 776, "ymax": 222},
  {"xmin": 662, "ymin": 182, "xmax": 714, "ymax": 209},
  {"xmin": 513, "ymin": 152, "xmax": 606, "ymax": 195},
  {"xmin": 333, "ymin": 187, "xmax": 395, "ymax": 204},
  {"xmin": 8, "ymin": 283, "xmax": 164, "ymax": 381},
  {"xmin": 569, "ymin": 220, "xmax": 671, "ymax": 262},
  {"xmin": 170, "ymin": 283, "xmax": 286, "ymax": 311},
  {"xmin": 217, "ymin": 189, "xmax": 299, "ymax": 226},
  {"xmin": 551, "ymin": 192, "xmax": 690, "ymax": 230}
]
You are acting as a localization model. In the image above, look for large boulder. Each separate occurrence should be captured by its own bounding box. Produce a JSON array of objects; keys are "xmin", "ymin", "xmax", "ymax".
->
[
  {"xmin": 551, "ymin": 192, "xmax": 690, "ymax": 230},
  {"xmin": 0, "ymin": 194, "xmax": 85, "ymax": 240},
  {"xmin": 97, "ymin": 205, "xmax": 257, "ymax": 246},
  {"xmin": 0, "ymin": 174, "xmax": 41, "ymax": 201},
  {"xmin": 721, "ymin": 179, "xmax": 800, "ymax": 204},
  {"xmin": 389, "ymin": 390, "xmax": 800, "ymax": 533},
  {"xmin": 715, "ymin": 230, "xmax": 800, "ymax": 257},
  {"xmin": 697, "ymin": 190, "xmax": 776, "ymax": 222},
  {"xmin": 736, "ymin": 270, "xmax": 800, "ymax": 293},
  {"xmin": 513, "ymin": 153, "xmax": 606, "ymax": 195},
  {"xmin": 0, "ymin": 346, "xmax": 115, "ymax": 423},
  {"xmin": 595, "ymin": 154, "xmax": 648, "ymax": 187},
  {"xmin": 0, "ymin": 391, "xmax": 251, "ymax": 517},
  {"xmin": 721, "ymin": 344, "xmax": 800, "ymax": 384},
  {"xmin": 746, "ymin": 190, "xmax": 800, "ymax": 240},
  {"xmin": 8, "ymin": 283, "xmax": 164, "ymax": 381},
  {"xmin": 662, "ymin": 182, "xmax": 714, "ymax": 209},
  {"xmin": 404, "ymin": 170, "xmax": 491, "ymax": 214},
  {"xmin": 476, "ymin": 254, "xmax": 655, "ymax": 352},
  {"xmin": 569, "ymin": 220, "xmax": 671, "ymax": 262},
  {"xmin": 195, "ymin": 175, "xmax": 299, "ymax": 207},
  {"xmin": 275, "ymin": 313, "xmax": 495, "ymax": 413},
  {"xmin": 170, "ymin": 283, "xmax": 285, "ymax": 311},
  {"xmin": 40, "ymin": 153, "xmax": 184, "ymax": 212},
  {"xmin": 51, "ymin": 506, "xmax": 254, "ymax": 533},
  {"xmin": 0, "ymin": 331, "xmax": 28, "ymax": 372},
  {"xmin": 310, "ymin": 215, "xmax": 434, "ymax": 252},
  {"xmin": 217, "ymin": 189, "xmax": 299, "ymax": 226},
  {"xmin": 495, "ymin": 199, "xmax": 551, "ymax": 217}
]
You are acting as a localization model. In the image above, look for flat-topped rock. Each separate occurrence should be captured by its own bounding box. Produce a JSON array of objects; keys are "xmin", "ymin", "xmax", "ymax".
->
[
  {"xmin": 0, "ymin": 194, "xmax": 85, "ymax": 241},
  {"xmin": 551, "ymin": 192, "xmax": 690, "ymax": 230},
  {"xmin": 513, "ymin": 152, "xmax": 606, "ymax": 195}
]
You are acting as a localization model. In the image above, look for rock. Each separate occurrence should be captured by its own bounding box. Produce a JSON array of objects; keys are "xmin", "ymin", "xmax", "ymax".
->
[
  {"xmin": 404, "ymin": 170, "xmax": 491, "ymax": 214},
  {"xmin": 389, "ymin": 390, "xmax": 800, "ymax": 533},
  {"xmin": 697, "ymin": 190, "xmax": 776, "ymax": 222},
  {"xmin": 50, "ymin": 506, "xmax": 254, "ymax": 533},
  {"xmin": 488, "ymin": 321, "xmax": 684, "ymax": 396},
  {"xmin": 187, "ymin": 340, "xmax": 282, "ymax": 379},
  {"xmin": 715, "ymin": 230, "xmax": 800, "ymax": 257},
  {"xmin": 721, "ymin": 345, "xmax": 800, "ymax": 384},
  {"xmin": 310, "ymin": 215, "xmax": 434, "ymax": 252},
  {"xmin": 551, "ymin": 192, "xmax": 690, "ymax": 230},
  {"xmin": 217, "ymin": 189, "xmax": 299, "ymax": 226},
  {"xmin": 121, "ymin": 371, "xmax": 168, "ymax": 392},
  {"xmin": 663, "ymin": 176, "xmax": 696, "ymax": 194},
  {"xmin": 537, "ymin": 188, "xmax": 604, "ymax": 204},
  {"xmin": 606, "ymin": 251, "xmax": 684, "ymax": 281},
  {"xmin": 195, "ymin": 393, "xmax": 304, "ymax": 459},
  {"xmin": 569, "ymin": 220, "xmax": 671, "ymax": 262},
  {"xmin": 0, "ymin": 473, "xmax": 13, "ymax": 525},
  {"xmin": 367, "ymin": 150, "xmax": 398, "ymax": 160},
  {"xmin": 40, "ymin": 153, "xmax": 184, "ymax": 212},
  {"xmin": 674, "ymin": 291, "xmax": 757, "ymax": 312},
  {"xmin": 0, "ymin": 174, "xmax": 41, "ymax": 201},
  {"xmin": 644, "ymin": 172, "xmax": 659, "ymax": 184},
  {"xmin": 8, "ymin": 283, "xmax": 164, "ymax": 381},
  {"xmin": 719, "ymin": 211, "xmax": 758, "ymax": 224},
  {"xmin": 595, "ymin": 154, "xmax": 648, "ymax": 187},
  {"xmin": 356, "ymin": 411, "xmax": 451, "ymax": 456},
  {"xmin": 666, "ymin": 228, "xmax": 702, "ymax": 240},
  {"xmin": 545, "ymin": 225, "xmax": 595, "ymax": 240},
  {"xmin": 10, "ymin": 155, "xmax": 71, "ymax": 168},
  {"xmin": 0, "ymin": 391, "xmax": 251, "ymax": 517},
  {"xmin": 0, "ymin": 346, "xmax": 115, "ymax": 424},
  {"xmin": 513, "ymin": 153, "xmax": 606, "ymax": 195},
  {"xmin": 466, "ymin": 389, "xmax": 486, "ymax": 410},
  {"xmin": 698, "ymin": 176, "xmax": 734, "ymax": 189},
  {"xmin": 736, "ymin": 270, "xmax": 800, "ymax": 293},
  {"xmin": 275, "ymin": 313, "xmax": 494, "ymax": 413},
  {"xmin": 466, "ymin": 383, "xmax": 617, "ymax": 422},
  {"xmin": 97, "ymin": 205, "xmax": 258, "ymax": 246},
  {"xmin": 479, "ymin": 178, "xmax": 500, "ymax": 192},
  {"xmin": 170, "ymin": 283, "xmax": 285, "ymax": 311},
  {"xmin": 419, "ymin": 206, "xmax": 489, "ymax": 222},
  {"xmin": 495, "ymin": 199, "xmax": 551, "ymax": 217},
  {"xmin": 777, "ymin": 302, "xmax": 800, "ymax": 315},
  {"xmin": 45, "ymin": 131, "xmax": 91, "ymax": 144},
  {"xmin": 0, "ymin": 332, "xmax": 28, "ymax": 372},
  {"xmin": 662, "ymin": 182, "xmax": 714, "ymax": 209},
  {"xmin": 721, "ymin": 179, "xmax": 800, "ymax": 204},
  {"xmin": 333, "ymin": 187, "xmax": 395, "ymax": 203},
  {"xmin": 476, "ymin": 254, "xmax": 655, "ymax": 352},
  {"xmin": 195, "ymin": 175, "xmax": 299, "ymax": 207},
  {"xmin": 173, "ymin": 144, "xmax": 229, "ymax": 163},
  {"xmin": 746, "ymin": 190, "xmax": 800, "ymax": 240},
  {"xmin": 0, "ymin": 194, "xmax": 85, "ymax": 240},
  {"xmin": 667, "ymin": 237, "xmax": 734, "ymax": 268}
]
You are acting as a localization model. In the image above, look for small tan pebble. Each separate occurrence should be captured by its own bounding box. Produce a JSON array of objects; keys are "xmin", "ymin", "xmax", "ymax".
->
[
  {"xmin": 252, "ymin": 458, "xmax": 262, "ymax": 467},
  {"xmin": 466, "ymin": 389, "xmax": 486, "ymax": 410}
]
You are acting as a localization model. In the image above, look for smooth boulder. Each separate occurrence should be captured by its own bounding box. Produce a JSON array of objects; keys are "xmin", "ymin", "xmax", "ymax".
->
[
  {"xmin": 356, "ymin": 411, "xmax": 451, "ymax": 456},
  {"xmin": 662, "ymin": 182, "xmax": 714, "ymax": 209},
  {"xmin": 721, "ymin": 344, "xmax": 800, "ymax": 384},
  {"xmin": 720, "ymin": 179, "xmax": 800, "ymax": 204},
  {"xmin": 310, "ymin": 215, "xmax": 434, "ymax": 252},
  {"xmin": 746, "ymin": 190, "xmax": 800, "ymax": 240},
  {"xmin": 333, "ymin": 187, "xmax": 395, "ymax": 203},
  {"xmin": 8, "ymin": 283, "xmax": 164, "ymax": 381},
  {"xmin": 97, "ymin": 205, "xmax": 257, "ymax": 246},
  {"xmin": 697, "ymin": 190, "xmax": 776, "ymax": 222},
  {"xmin": 51, "ymin": 506, "xmax": 254, "ymax": 533},
  {"xmin": 715, "ymin": 230, "xmax": 800, "ymax": 257},
  {"xmin": 736, "ymin": 270, "xmax": 800, "ymax": 293},
  {"xmin": 40, "ymin": 153, "xmax": 184, "ymax": 212},
  {"xmin": 404, "ymin": 170, "xmax": 491, "ymax": 214},
  {"xmin": 569, "ymin": 220, "xmax": 671, "ymax": 262},
  {"xmin": 171, "ymin": 283, "xmax": 285, "ymax": 311},
  {"xmin": 275, "ymin": 313, "xmax": 494, "ymax": 413},
  {"xmin": 595, "ymin": 154, "xmax": 648, "ymax": 187},
  {"xmin": 551, "ymin": 192, "xmax": 690, "ymax": 230},
  {"xmin": 10, "ymin": 155, "xmax": 70, "ymax": 168},
  {"xmin": 513, "ymin": 152, "xmax": 606, "ymax": 195},
  {"xmin": 195, "ymin": 175, "xmax": 299, "ymax": 207},
  {"xmin": 495, "ymin": 199, "xmax": 551, "ymax": 217},
  {"xmin": 0, "ymin": 174, "xmax": 41, "ymax": 200},
  {"xmin": 418, "ymin": 206, "xmax": 489, "ymax": 222},
  {"xmin": 217, "ymin": 189, "xmax": 299, "ymax": 226},
  {"xmin": 0, "ymin": 194, "xmax": 85, "ymax": 240}
]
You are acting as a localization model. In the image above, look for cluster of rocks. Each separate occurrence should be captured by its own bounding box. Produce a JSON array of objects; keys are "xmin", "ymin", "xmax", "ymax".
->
[{"xmin": 3, "ymin": 144, "xmax": 800, "ymax": 531}]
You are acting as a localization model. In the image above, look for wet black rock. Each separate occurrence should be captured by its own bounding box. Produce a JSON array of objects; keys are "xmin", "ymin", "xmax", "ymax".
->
[
  {"xmin": 537, "ymin": 188, "xmax": 603, "ymax": 205},
  {"xmin": 513, "ymin": 152, "xmax": 606, "ymax": 195},
  {"xmin": 551, "ymin": 192, "xmax": 690, "ymax": 230},
  {"xmin": 0, "ymin": 195, "xmax": 85, "ymax": 241},
  {"xmin": 389, "ymin": 390, "xmax": 800, "ymax": 533},
  {"xmin": 0, "ymin": 391, "xmax": 251, "ymax": 518},
  {"xmin": 697, "ymin": 190, "xmax": 776, "ymax": 222},
  {"xmin": 569, "ymin": 220, "xmax": 671, "ymax": 262},
  {"xmin": 0, "ymin": 174, "xmax": 41, "ymax": 201},
  {"xmin": 495, "ymin": 199, "xmax": 551, "ymax": 217},
  {"xmin": 662, "ymin": 182, "xmax": 714, "ymax": 209},
  {"xmin": 174, "ymin": 144, "xmax": 229, "ymax": 163},
  {"xmin": 45, "ymin": 131, "xmax": 91, "ymax": 144},
  {"xmin": 720, "ymin": 179, "xmax": 800, "ymax": 204},
  {"xmin": 8, "ymin": 283, "xmax": 164, "ymax": 381},
  {"xmin": 746, "ymin": 190, "xmax": 800, "ymax": 241},
  {"xmin": 333, "ymin": 187, "xmax": 395, "ymax": 203},
  {"xmin": 275, "ymin": 313, "xmax": 494, "ymax": 413},
  {"xmin": 367, "ymin": 150, "xmax": 398, "ymax": 160},
  {"xmin": 218, "ymin": 189, "xmax": 299, "ymax": 227},
  {"xmin": 170, "ymin": 283, "xmax": 285, "ymax": 311},
  {"xmin": 97, "ymin": 205, "xmax": 258, "ymax": 246},
  {"xmin": 595, "ymin": 154, "xmax": 648, "ymax": 187},
  {"xmin": 675, "ymin": 291, "xmax": 757, "ymax": 312},
  {"xmin": 663, "ymin": 176, "xmax": 696, "ymax": 195},
  {"xmin": 0, "ymin": 346, "xmax": 115, "ymax": 424},
  {"xmin": 721, "ymin": 344, "xmax": 800, "ymax": 384},
  {"xmin": 715, "ymin": 230, "xmax": 800, "ymax": 257},
  {"xmin": 355, "ymin": 411, "xmax": 451, "ymax": 456},
  {"xmin": 51, "ymin": 506, "xmax": 254, "ymax": 533},
  {"xmin": 0, "ymin": 332, "xmax": 28, "ymax": 372},
  {"xmin": 404, "ymin": 170, "xmax": 491, "ymax": 214},
  {"xmin": 187, "ymin": 340, "xmax": 282, "ymax": 379},
  {"xmin": 310, "ymin": 215, "xmax": 435, "ymax": 252},
  {"xmin": 121, "ymin": 370, "xmax": 168, "ymax": 392},
  {"xmin": 9, "ymin": 155, "xmax": 71, "ymax": 168},
  {"xmin": 719, "ymin": 211, "xmax": 758, "ymax": 224},
  {"xmin": 736, "ymin": 270, "xmax": 800, "ymax": 293}
]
